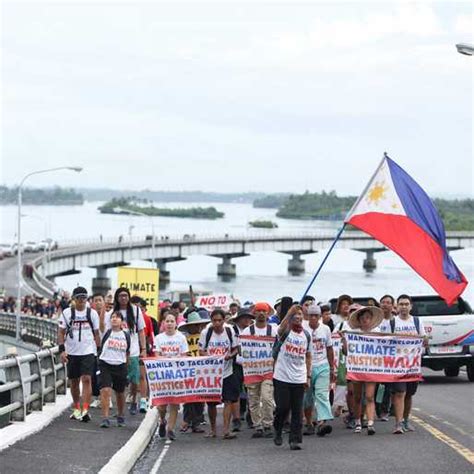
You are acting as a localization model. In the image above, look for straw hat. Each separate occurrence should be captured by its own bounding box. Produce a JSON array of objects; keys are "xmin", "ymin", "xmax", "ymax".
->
[
  {"xmin": 348, "ymin": 306, "xmax": 384, "ymax": 331},
  {"xmin": 178, "ymin": 312, "xmax": 210, "ymax": 332}
]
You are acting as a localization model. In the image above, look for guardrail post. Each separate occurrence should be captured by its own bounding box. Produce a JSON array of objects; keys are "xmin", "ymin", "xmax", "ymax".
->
[
  {"xmin": 30, "ymin": 353, "xmax": 44, "ymax": 411},
  {"xmin": 5, "ymin": 357, "xmax": 27, "ymax": 421},
  {"xmin": 41, "ymin": 350, "xmax": 57, "ymax": 403},
  {"xmin": 55, "ymin": 350, "xmax": 67, "ymax": 395}
]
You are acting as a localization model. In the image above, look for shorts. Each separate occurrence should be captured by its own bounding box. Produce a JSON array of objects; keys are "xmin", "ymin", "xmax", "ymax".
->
[
  {"xmin": 99, "ymin": 361, "xmax": 128, "ymax": 393},
  {"xmin": 207, "ymin": 373, "xmax": 240, "ymax": 405},
  {"xmin": 67, "ymin": 354, "xmax": 96, "ymax": 380},
  {"xmin": 390, "ymin": 381, "xmax": 419, "ymax": 396},
  {"xmin": 127, "ymin": 356, "xmax": 141, "ymax": 385}
]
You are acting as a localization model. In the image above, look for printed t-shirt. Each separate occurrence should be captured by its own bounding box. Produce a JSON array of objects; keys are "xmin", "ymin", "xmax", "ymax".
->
[
  {"xmin": 155, "ymin": 332, "xmax": 189, "ymax": 357},
  {"xmin": 241, "ymin": 324, "xmax": 279, "ymax": 338},
  {"xmin": 100, "ymin": 330, "xmax": 129, "ymax": 365},
  {"xmin": 273, "ymin": 330, "xmax": 311, "ymax": 384},
  {"xmin": 332, "ymin": 320, "xmax": 350, "ymax": 333},
  {"xmin": 198, "ymin": 326, "xmax": 238, "ymax": 378},
  {"xmin": 392, "ymin": 316, "xmax": 426, "ymax": 336},
  {"xmin": 104, "ymin": 306, "xmax": 145, "ymax": 357},
  {"xmin": 59, "ymin": 307, "xmax": 99, "ymax": 356},
  {"xmin": 378, "ymin": 318, "xmax": 393, "ymax": 333},
  {"xmin": 302, "ymin": 321, "xmax": 332, "ymax": 368}
]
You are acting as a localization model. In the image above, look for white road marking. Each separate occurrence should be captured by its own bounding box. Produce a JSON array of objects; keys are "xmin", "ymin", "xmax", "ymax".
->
[{"xmin": 150, "ymin": 440, "xmax": 171, "ymax": 474}]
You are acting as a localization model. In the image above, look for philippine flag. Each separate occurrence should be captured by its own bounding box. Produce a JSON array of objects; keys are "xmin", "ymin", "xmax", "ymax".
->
[{"xmin": 344, "ymin": 154, "xmax": 467, "ymax": 305}]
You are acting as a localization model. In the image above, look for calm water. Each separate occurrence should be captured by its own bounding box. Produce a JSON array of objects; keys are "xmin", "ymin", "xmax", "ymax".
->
[{"xmin": 1, "ymin": 202, "xmax": 472, "ymax": 304}]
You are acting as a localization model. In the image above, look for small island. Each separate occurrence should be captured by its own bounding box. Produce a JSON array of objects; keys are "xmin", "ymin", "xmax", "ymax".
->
[
  {"xmin": 248, "ymin": 220, "xmax": 278, "ymax": 229},
  {"xmin": 98, "ymin": 197, "xmax": 225, "ymax": 219}
]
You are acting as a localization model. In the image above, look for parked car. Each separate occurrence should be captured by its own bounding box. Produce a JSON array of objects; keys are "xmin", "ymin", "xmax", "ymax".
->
[
  {"xmin": 0, "ymin": 243, "xmax": 17, "ymax": 257},
  {"xmin": 24, "ymin": 241, "xmax": 41, "ymax": 253},
  {"xmin": 330, "ymin": 295, "xmax": 474, "ymax": 381},
  {"xmin": 38, "ymin": 239, "xmax": 58, "ymax": 251}
]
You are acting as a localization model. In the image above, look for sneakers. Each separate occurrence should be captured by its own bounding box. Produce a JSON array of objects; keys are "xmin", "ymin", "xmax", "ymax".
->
[
  {"xmin": 168, "ymin": 430, "xmax": 176, "ymax": 441},
  {"xmin": 251, "ymin": 429, "xmax": 264, "ymax": 439},
  {"xmin": 303, "ymin": 424, "xmax": 316, "ymax": 436},
  {"xmin": 139, "ymin": 398, "xmax": 148, "ymax": 414},
  {"xmin": 100, "ymin": 418, "xmax": 110, "ymax": 428},
  {"xmin": 290, "ymin": 442, "xmax": 302, "ymax": 450},
  {"xmin": 393, "ymin": 423, "xmax": 404, "ymax": 434},
  {"xmin": 402, "ymin": 419, "xmax": 416, "ymax": 432},
  {"xmin": 70, "ymin": 408, "xmax": 82, "ymax": 421},
  {"xmin": 274, "ymin": 433, "xmax": 283, "ymax": 446},
  {"xmin": 379, "ymin": 414, "xmax": 389, "ymax": 422},
  {"xmin": 345, "ymin": 416, "xmax": 356, "ymax": 430},
  {"xmin": 159, "ymin": 419, "xmax": 167, "ymax": 438},
  {"xmin": 354, "ymin": 424, "xmax": 362, "ymax": 434},
  {"xmin": 367, "ymin": 424, "xmax": 376, "ymax": 436},
  {"xmin": 129, "ymin": 402, "xmax": 138, "ymax": 416},
  {"xmin": 90, "ymin": 399, "xmax": 101, "ymax": 409},
  {"xmin": 81, "ymin": 409, "xmax": 91, "ymax": 423},
  {"xmin": 317, "ymin": 424, "xmax": 332, "ymax": 437},
  {"xmin": 117, "ymin": 416, "xmax": 126, "ymax": 427}
]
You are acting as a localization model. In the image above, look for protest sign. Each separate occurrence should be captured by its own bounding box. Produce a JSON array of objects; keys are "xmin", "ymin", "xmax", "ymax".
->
[
  {"xmin": 117, "ymin": 267, "xmax": 160, "ymax": 318},
  {"xmin": 144, "ymin": 356, "xmax": 224, "ymax": 405},
  {"xmin": 346, "ymin": 332, "xmax": 423, "ymax": 382},
  {"xmin": 239, "ymin": 335, "xmax": 274, "ymax": 384},
  {"xmin": 186, "ymin": 334, "xmax": 200, "ymax": 357},
  {"xmin": 194, "ymin": 294, "xmax": 233, "ymax": 311},
  {"xmin": 331, "ymin": 334, "xmax": 342, "ymax": 373}
]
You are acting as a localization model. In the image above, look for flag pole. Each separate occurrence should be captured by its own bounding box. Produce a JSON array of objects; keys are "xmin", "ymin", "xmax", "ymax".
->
[{"xmin": 300, "ymin": 224, "xmax": 346, "ymax": 303}]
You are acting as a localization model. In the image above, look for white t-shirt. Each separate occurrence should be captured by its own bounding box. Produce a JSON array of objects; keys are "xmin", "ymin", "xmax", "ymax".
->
[
  {"xmin": 332, "ymin": 320, "xmax": 351, "ymax": 333},
  {"xmin": 241, "ymin": 324, "xmax": 279, "ymax": 338},
  {"xmin": 392, "ymin": 316, "xmax": 426, "ymax": 337},
  {"xmin": 155, "ymin": 332, "xmax": 189, "ymax": 357},
  {"xmin": 378, "ymin": 318, "xmax": 393, "ymax": 333},
  {"xmin": 303, "ymin": 322, "xmax": 332, "ymax": 368},
  {"xmin": 331, "ymin": 314, "xmax": 347, "ymax": 327},
  {"xmin": 198, "ymin": 326, "xmax": 238, "ymax": 378},
  {"xmin": 273, "ymin": 330, "xmax": 311, "ymax": 384},
  {"xmin": 104, "ymin": 306, "xmax": 145, "ymax": 357},
  {"xmin": 100, "ymin": 330, "xmax": 129, "ymax": 365},
  {"xmin": 59, "ymin": 307, "xmax": 99, "ymax": 356}
]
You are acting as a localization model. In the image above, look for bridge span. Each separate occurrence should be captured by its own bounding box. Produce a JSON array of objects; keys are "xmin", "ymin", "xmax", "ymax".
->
[{"xmin": 26, "ymin": 231, "xmax": 474, "ymax": 296}]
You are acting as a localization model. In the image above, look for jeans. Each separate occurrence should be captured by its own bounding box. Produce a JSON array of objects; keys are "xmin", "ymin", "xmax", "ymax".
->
[
  {"xmin": 273, "ymin": 378, "xmax": 305, "ymax": 444},
  {"xmin": 246, "ymin": 379, "xmax": 274, "ymax": 430}
]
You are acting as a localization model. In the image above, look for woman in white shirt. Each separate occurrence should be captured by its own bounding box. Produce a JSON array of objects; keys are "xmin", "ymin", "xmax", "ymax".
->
[{"xmin": 155, "ymin": 314, "xmax": 190, "ymax": 441}]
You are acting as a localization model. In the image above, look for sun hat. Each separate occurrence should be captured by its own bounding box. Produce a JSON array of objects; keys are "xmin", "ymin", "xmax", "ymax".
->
[
  {"xmin": 230, "ymin": 308, "xmax": 255, "ymax": 322},
  {"xmin": 273, "ymin": 298, "xmax": 282, "ymax": 309},
  {"xmin": 335, "ymin": 294, "xmax": 353, "ymax": 314},
  {"xmin": 178, "ymin": 311, "xmax": 210, "ymax": 331},
  {"xmin": 348, "ymin": 306, "xmax": 384, "ymax": 331}
]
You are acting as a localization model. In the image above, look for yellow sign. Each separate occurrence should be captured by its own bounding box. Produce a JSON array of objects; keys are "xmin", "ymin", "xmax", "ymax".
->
[
  {"xmin": 117, "ymin": 267, "xmax": 160, "ymax": 319},
  {"xmin": 186, "ymin": 334, "xmax": 201, "ymax": 357}
]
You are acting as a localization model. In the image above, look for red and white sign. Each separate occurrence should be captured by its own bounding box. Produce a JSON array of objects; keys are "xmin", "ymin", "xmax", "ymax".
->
[
  {"xmin": 195, "ymin": 294, "xmax": 233, "ymax": 311},
  {"xmin": 239, "ymin": 335, "xmax": 274, "ymax": 384}
]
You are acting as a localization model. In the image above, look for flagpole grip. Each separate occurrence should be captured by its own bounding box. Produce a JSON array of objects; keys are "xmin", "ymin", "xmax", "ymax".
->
[{"xmin": 300, "ymin": 224, "xmax": 347, "ymax": 303}]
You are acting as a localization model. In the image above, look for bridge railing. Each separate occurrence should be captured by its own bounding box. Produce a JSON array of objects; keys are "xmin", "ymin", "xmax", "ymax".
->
[{"xmin": 0, "ymin": 312, "xmax": 65, "ymax": 423}]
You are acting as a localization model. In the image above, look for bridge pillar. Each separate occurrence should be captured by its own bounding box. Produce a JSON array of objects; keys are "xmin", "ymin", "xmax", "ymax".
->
[
  {"xmin": 217, "ymin": 256, "xmax": 237, "ymax": 279},
  {"xmin": 156, "ymin": 260, "xmax": 170, "ymax": 288},
  {"xmin": 363, "ymin": 250, "xmax": 377, "ymax": 273},
  {"xmin": 92, "ymin": 267, "xmax": 112, "ymax": 296},
  {"xmin": 287, "ymin": 253, "xmax": 306, "ymax": 275}
]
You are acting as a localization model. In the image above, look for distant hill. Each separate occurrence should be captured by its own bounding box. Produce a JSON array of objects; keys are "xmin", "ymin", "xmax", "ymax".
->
[
  {"xmin": 77, "ymin": 188, "xmax": 264, "ymax": 203},
  {"xmin": 0, "ymin": 186, "xmax": 84, "ymax": 205}
]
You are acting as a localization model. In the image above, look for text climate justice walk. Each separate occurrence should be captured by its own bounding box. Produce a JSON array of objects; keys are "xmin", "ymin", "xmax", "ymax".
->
[
  {"xmin": 144, "ymin": 356, "xmax": 225, "ymax": 405},
  {"xmin": 239, "ymin": 335, "xmax": 274, "ymax": 384},
  {"xmin": 346, "ymin": 332, "xmax": 423, "ymax": 382}
]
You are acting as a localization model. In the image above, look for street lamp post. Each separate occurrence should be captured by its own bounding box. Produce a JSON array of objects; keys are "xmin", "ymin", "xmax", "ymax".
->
[{"xmin": 16, "ymin": 166, "xmax": 82, "ymax": 340}]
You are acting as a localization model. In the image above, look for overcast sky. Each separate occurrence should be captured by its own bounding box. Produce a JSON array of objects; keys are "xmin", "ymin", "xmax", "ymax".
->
[{"xmin": 1, "ymin": 1, "xmax": 472, "ymax": 196}]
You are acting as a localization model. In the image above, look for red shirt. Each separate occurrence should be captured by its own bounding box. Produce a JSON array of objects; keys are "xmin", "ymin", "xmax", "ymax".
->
[{"xmin": 142, "ymin": 311, "xmax": 155, "ymax": 356}]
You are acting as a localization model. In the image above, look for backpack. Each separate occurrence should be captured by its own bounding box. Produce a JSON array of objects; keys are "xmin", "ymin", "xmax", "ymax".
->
[
  {"xmin": 390, "ymin": 317, "xmax": 420, "ymax": 335},
  {"xmin": 249, "ymin": 324, "xmax": 273, "ymax": 337},
  {"xmin": 272, "ymin": 328, "xmax": 311, "ymax": 361},
  {"xmin": 204, "ymin": 326, "xmax": 234, "ymax": 350},
  {"xmin": 100, "ymin": 329, "xmax": 131, "ymax": 355},
  {"xmin": 65, "ymin": 307, "xmax": 94, "ymax": 341}
]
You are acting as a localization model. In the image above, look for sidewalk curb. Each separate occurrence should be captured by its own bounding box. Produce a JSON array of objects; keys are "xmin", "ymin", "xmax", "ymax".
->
[{"xmin": 99, "ymin": 407, "xmax": 159, "ymax": 474}]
